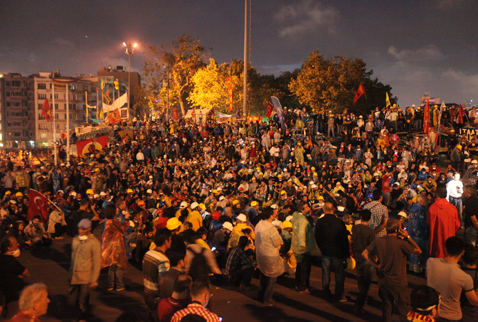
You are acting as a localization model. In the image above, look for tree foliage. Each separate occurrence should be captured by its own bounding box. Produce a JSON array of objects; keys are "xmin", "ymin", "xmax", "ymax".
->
[
  {"xmin": 289, "ymin": 50, "xmax": 395, "ymax": 115},
  {"xmin": 141, "ymin": 35, "xmax": 209, "ymax": 115}
]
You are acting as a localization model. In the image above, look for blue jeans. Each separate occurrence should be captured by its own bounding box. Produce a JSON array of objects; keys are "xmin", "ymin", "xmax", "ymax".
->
[{"xmin": 321, "ymin": 256, "xmax": 346, "ymax": 300}]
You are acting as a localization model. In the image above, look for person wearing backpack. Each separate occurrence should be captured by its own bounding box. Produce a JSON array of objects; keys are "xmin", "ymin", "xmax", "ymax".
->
[{"xmin": 182, "ymin": 230, "xmax": 221, "ymax": 283}]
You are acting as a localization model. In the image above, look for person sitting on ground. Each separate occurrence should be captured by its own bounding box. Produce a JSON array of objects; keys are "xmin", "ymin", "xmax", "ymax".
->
[
  {"xmin": 402, "ymin": 285, "xmax": 441, "ymax": 322},
  {"xmin": 225, "ymin": 236, "xmax": 255, "ymax": 290},
  {"xmin": 24, "ymin": 216, "xmax": 52, "ymax": 247},
  {"xmin": 158, "ymin": 275, "xmax": 192, "ymax": 322}
]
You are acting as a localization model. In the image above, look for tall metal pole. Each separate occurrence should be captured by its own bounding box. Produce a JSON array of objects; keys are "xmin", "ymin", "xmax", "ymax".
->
[
  {"xmin": 128, "ymin": 54, "xmax": 131, "ymax": 120},
  {"xmin": 243, "ymin": 0, "xmax": 250, "ymax": 117},
  {"xmin": 53, "ymin": 81, "xmax": 57, "ymax": 166},
  {"xmin": 66, "ymin": 84, "xmax": 69, "ymax": 161}
]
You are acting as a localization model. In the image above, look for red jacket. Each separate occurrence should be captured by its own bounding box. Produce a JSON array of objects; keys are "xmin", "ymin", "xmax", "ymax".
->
[{"xmin": 427, "ymin": 198, "xmax": 460, "ymax": 258}]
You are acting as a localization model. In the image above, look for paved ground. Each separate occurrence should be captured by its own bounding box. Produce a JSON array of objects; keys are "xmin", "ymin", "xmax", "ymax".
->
[{"xmin": 16, "ymin": 231, "xmax": 428, "ymax": 322}]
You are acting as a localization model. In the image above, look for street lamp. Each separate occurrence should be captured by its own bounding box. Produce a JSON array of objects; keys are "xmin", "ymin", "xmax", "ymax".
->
[{"xmin": 123, "ymin": 42, "xmax": 137, "ymax": 120}]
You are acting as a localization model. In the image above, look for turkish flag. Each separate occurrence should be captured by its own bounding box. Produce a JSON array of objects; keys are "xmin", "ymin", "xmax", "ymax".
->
[
  {"xmin": 173, "ymin": 106, "xmax": 179, "ymax": 120},
  {"xmin": 266, "ymin": 102, "xmax": 274, "ymax": 118},
  {"xmin": 27, "ymin": 189, "xmax": 50, "ymax": 223},
  {"xmin": 42, "ymin": 99, "xmax": 53, "ymax": 121},
  {"xmin": 424, "ymin": 99, "xmax": 430, "ymax": 134},
  {"xmin": 354, "ymin": 83, "xmax": 365, "ymax": 104}
]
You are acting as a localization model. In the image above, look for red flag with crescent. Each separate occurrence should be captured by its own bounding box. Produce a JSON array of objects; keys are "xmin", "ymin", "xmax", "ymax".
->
[
  {"xmin": 226, "ymin": 77, "xmax": 233, "ymax": 111},
  {"xmin": 173, "ymin": 106, "xmax": 179, "ymax": 120},
  {"xmin": 266, "ymin": 102, "xmax": 274, "ymax": 118},
  {"xmin": 27, "ymin": 189, "xmax": 50, "ymax": 223},
  {"xmin": 42, "ymin": 99, "xmax": 53, "ymax": 121},
  {"xmin": 424, "ymin": 99, "xmax": 430, "ymax": 134},
  {"xmin": 354, "ymin": 83, "xmax": 365, "ymax": 104}
]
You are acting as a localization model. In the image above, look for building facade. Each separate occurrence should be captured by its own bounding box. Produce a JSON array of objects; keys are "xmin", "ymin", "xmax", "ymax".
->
[
  {"xmin": 34, "ymin": 72, "xmax": 97, "ymax": 147},
  {"xmin": 0, "ymin": 73, "xmax": 35, "ymax": 148}
]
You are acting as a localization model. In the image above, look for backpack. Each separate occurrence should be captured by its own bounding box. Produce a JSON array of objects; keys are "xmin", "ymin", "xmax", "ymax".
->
[{"xmin": 188, "ymin": 247, "xmax": 211, "ymax": 282}]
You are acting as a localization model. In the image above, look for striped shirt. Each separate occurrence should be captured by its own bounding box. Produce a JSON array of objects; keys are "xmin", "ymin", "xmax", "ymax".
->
[
  {"xmin": 142, "ymin": 249, "xmax": 170, "ymax": 293},
  {"xmin": 171, "ymin": 303, "xmax": 220, "ymax": 322},
  {"xmin": 363, "ymin": 201, "xmax": 389, "ymax": 237}
]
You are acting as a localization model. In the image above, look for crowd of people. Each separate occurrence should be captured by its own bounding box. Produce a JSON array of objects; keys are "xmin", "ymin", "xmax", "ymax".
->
[{"xmin": 0, "ymin": 103, "xmax": 478, "ymax": 322}]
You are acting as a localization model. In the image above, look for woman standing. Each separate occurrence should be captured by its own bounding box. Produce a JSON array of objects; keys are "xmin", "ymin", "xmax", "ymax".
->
[{"xmin": 101, "ymin": 204, "xmax": 130, "ymax": 291}]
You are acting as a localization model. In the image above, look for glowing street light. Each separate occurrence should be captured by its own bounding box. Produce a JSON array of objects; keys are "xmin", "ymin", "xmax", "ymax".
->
[{"xmin": 123, "ymin": 42, "xmax": 137, "ymax": 120}]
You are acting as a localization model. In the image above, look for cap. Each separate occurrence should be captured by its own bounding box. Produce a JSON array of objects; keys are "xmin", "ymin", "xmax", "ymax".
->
[
  {"xmin": 127, "ymin": 189, "xmax": 134, "ymax": 194},
  {"xmin": 222, "ymin": 222, "xmax": 233, "ymax": 231},
  {"xmin": 281, "ymin": 190, "xmax": 286, "ymax": 195},
  {"xmin": 137, "ymin": 200, "xmax": 146, "ymax": 206},
  {"xmin": 166, "ymin": 218, "xmax": 182, "ymax": 230},
  {"xmin": 78, "ymin": 218, "xmax": 92, "ymax": 229},
  {"xmin": 180, "ymin": 201, "xmax": 188, "ymax": 209},
  {"xmin": 232, "ymin": 200, "xmax": 240, "ymax": 206},
  {"xmin": 100, "ymin": 191, "xmax": 106, "ymax": 196},
  {"xmin": 283, "ymin": 221, "xmax": 293, "ymax": 229},
  {"xmin": 191, "ymin": 202, "xmax": 199, "ymax": 209},
  {"xmin": 397, "ymin": 211, "xmax": 408, "ymax": 219},
  {"xmin": 236, "ymin": 214, "xmax": 247, "ymax": 222}
]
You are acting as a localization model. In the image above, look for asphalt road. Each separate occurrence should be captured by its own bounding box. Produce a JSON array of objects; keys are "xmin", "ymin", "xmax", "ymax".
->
[{"xmin": 17, "ymin": 233, "xmax": 427, "ymax": 322}]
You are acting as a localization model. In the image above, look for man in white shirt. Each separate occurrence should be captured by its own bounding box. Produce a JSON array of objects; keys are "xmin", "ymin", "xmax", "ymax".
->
[{"xmin": 447, "ymin": 173, "xmax": 464, "ymax": 225}]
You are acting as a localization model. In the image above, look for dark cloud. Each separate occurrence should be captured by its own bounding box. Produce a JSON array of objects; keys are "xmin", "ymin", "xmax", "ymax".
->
[{"xmin": 1, "ymin": 0, "xmax": 477, "ymax": 106}]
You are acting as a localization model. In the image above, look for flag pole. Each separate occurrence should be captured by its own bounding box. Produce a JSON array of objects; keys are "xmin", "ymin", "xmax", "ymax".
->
[
  {"xmin": 96, "ymin": 88, "xmax": 98, "ymax": 122},
  {"xmin": 85, "ymin": 91, "xmax": 88, "ymax": 123},
  {"xmin": 53, "ymin": 80, "xmax": 57, "ymax": 166},
  {"xmin": 66, "ymin": 83, "xmax": 70, "ymax": 162}
]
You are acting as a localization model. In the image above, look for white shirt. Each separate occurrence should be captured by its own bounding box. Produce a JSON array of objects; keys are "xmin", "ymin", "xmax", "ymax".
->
[{"xmin": 446, "ymin": 179, "xmax": 463, "ymax": 199}]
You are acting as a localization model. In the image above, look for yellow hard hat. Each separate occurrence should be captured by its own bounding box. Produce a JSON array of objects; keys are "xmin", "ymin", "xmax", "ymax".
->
[
  {"xmin": 457, "ymin": 145, "xmax": 462, "ymax": 150},
  {"xmin": 126, "ymin": 189, "xmax": 134, "ymax": 194},
  {"xmin": 232, "ymin": 200, "xmax": 240, "ymax": 206},
  {"xmin": 283, "ymin": 221, "xmax": 293, "ymax": 229},
  {"xmin": 86, "ymin": 189, "xmax": 94, "ymax": 195},
  {"xmin": 5, "ymin": 191, "xmax": 11, "ymax": 195},
  {"xmin": 199, "ymin": 203, "xmax": 206, "ymax": 210},
  {"xmin": 16, "ymin": 192, "xmax": 23, "ymax": 197},
  {"xmin": 251, "ymin": 201, "xmax": 258, "ymax": 207},
  {"xmin": 281, "ymin": 190, "xmax": 286, "ymax": 195},
  {"xmin": 166, "ymin": 217, "xmax": 182, "ymax": 231}
]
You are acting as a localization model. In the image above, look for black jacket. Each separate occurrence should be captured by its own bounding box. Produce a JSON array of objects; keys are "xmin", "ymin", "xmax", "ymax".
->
[{"xmin": 315, "ymin": 214, "xmax": 350, "ymax": 259}]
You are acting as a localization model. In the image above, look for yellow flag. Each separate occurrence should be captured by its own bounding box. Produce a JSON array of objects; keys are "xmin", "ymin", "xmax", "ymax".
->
[
  {"xmin": 114, "ymin": 79, "xmax": 119, "ymax": 90},
  {"xmin": 386, "ymin": 92, "xmax": 391, "ymax": 108},
  {"xmin": 100, "ymin": 109, "xmax": 104, "ymax": 120},
  {"xmin": 101, "ymin": 80, "xmax": 104, "ymax": 90}
]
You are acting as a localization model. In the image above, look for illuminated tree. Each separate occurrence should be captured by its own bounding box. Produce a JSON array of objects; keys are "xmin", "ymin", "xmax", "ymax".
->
[{"xmin": 141, "ymin": 35, "xmax": 209, "ymax": 115}]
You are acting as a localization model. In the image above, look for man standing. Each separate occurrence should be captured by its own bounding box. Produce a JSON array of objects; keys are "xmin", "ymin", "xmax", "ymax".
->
[
  {"xmin": 69, "ymin": 218, "xmax": 101, "ymax": 320},
  {"xmin": 427, "ymin": 237, "xmax": 478, "ymax": 321},
  {"xmin": 351, "ymin": 209, "xmax": 375, "ymax": 314},
  {"xmin": 363, "ymin": 219, "xmax": 422, "ymax": 322},
  {"xmin": 463, "ymin": 185, "xmax": 478, "ymax": 246},
  {"xmin": 446, "ymin": 173, "xmax": 463, "ymax": 226},
  {"xmin": 407, "ymin": 194, "xmax": 429, "ymax": 273},
  {"xmin": 291, "ymin": 203, "xmax": 315, "ymax": 293},
  {"xmin": 315, "ymin": 203, "xmax": 350, "ymax": 302},
  {"xmin": 363, "ymin": 190, "xmax": 389, "ymax": 237},
  {"xmin": 255, "ymin": 208, "xmax": 284, "ymax": 305},
  {"xmin": 381, "ymin": 167, "xmax": 393, "ymax": 207},
  {"xmin": 170, "ymin": 281, "xmax": 220, "ymax": 322},
  {"xmin": 143, "ymin": 228, "xmax": 171, "ymax": 322},
  {"xmin": 0, "ymin": 236, "xmax": 30, "ymax": 317},
  {"xmin": 428, "ymin": 188, "xmax": 460, "ymax": 259}
]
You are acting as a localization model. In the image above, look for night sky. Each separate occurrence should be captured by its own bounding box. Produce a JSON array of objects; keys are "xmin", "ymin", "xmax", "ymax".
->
[{"xmin": 1, "ymin": 0, "xmax": 478, "ymax": 106}]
